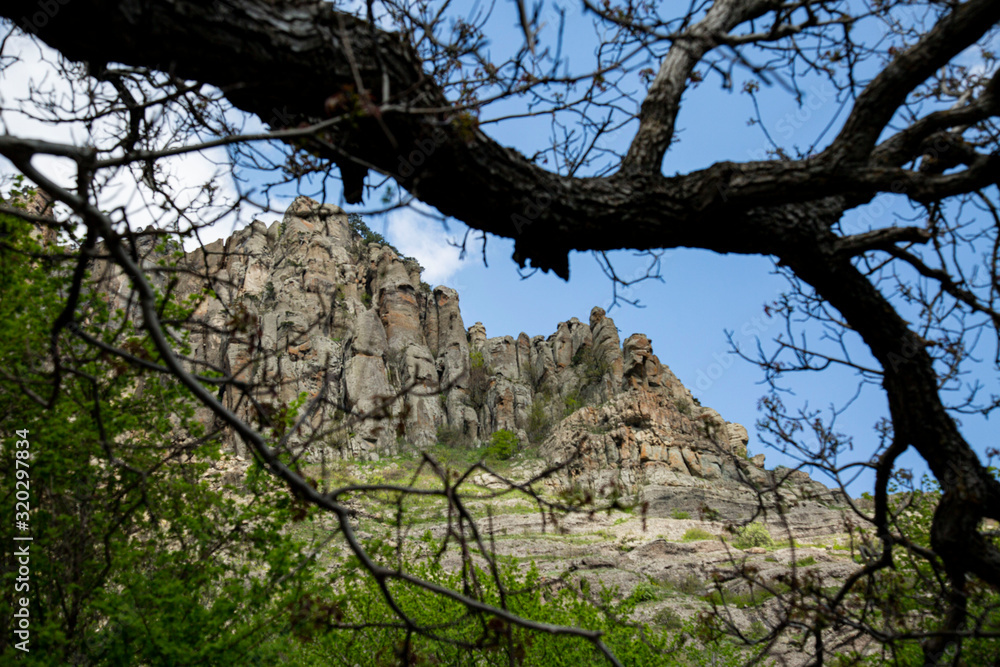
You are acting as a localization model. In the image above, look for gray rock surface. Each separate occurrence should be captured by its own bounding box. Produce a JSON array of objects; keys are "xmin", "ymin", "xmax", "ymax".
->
[{"xmin": 92, "ymin": 196, "xmax": 842, "ymax": 514}]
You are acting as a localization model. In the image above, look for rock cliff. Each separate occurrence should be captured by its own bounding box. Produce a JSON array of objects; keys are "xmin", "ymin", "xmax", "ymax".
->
[{"xmin": 92, "ymin": 196, "xmax": 839, "ymax": 516}]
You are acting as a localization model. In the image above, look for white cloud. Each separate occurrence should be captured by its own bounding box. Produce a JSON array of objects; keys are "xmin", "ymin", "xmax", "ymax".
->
[
  {"xmin": 384, "ymin": 207, "xmax": 472, "ymax": 286},
  {"xmin": 1, "ymin": 32, "xmax": 241, "ymax": 240},
  {"xmin": 3, "ymin": 30, "xmax": 470, "ymax": 287}
]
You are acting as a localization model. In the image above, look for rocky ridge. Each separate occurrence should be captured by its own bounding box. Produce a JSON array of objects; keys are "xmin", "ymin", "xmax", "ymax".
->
[
  {"xmin": 90, "ymin": 196, "xmax": 860, "ymax": 664},
  {"xmin": 93, "ymin": 196, "xmax": 840, "ymax": 518}
]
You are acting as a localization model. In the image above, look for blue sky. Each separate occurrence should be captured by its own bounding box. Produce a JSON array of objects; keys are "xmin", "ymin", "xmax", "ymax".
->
[{"xmin": 384, "ymin": 204, "xmax": 899, "ymax": 491}]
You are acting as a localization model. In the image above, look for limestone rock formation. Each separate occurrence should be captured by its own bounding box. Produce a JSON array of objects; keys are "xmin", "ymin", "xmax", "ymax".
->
[{"xmin": 92, "ymin": 196, "xmax": 840, "ymax": 514}]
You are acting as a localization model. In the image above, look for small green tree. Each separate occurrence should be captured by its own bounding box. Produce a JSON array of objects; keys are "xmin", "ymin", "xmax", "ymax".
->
[
  {"xmin": 486, "ymin": 429, "xmax": 519, "ymax": 461},
  {"xmin": 0, "ymin": 187, "xmax": 319, "ymax": 664},
  {"xmin": 283, "ymin": 552, "xmax": 751, "ymax": 666},
  {"xmin": 731, "ymin": 522, "xmax": 774, "ymax": 549},
  {"xmin": 837, "ymin": 476, "xmax": 1000, "ymax": 666},
  {"xmin": 467, "ymin": 349, "xmax": 491, "ymax": 409},
  {"xmin": 348, "ymin": 212, "xmax": 389, "ymax": 246},
  {"xmin": 526, "ymin": 397, "xmax": 552, "ymax": 444}
]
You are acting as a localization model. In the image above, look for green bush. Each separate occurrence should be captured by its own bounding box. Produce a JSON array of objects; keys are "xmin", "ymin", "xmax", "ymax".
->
[
  {"xmin": 628, "ymin": 582, "xmax": 662, "ymax": 603},
  {"xmin": 837, "ymin": 475, "xmax": 1000, "ymax": 665},
  {"xmin": 526, "ymin": 397, "xmax": 552, "ymax": 444},
  {"xmin": 682, "ymin": 528, "xmax": 715, "ymax": 542},
  {"xmin": 468, "ymin": 350, "xmax": 490, "ymax": 409},
  {"xmin": 436, "ymin": 423, "xmax": 471, "ymax": 449},
  {"xmin": 670, "ymin": 509, "xmax": 691, "ymax": 520},
  {"xmin": 699, "ymin": 504, "xmax": 721, "ymax": 522},
  {"xmin": 486, "ymin": 429, "xmax": 519, "ymax": 460},
  {"xmin": 704, "ymin": 583, "xmax": 788, "ymax": 609},
  {"xmin": 654, "ymin": 607, "xmax": 685, "ymax": 629},
  {"xmin": 0, "ymin": 191, "xmax": 318, "ymax": 664},
  {"xmin": 571, "ymin": 345, "xmax": 609, "ymax": 385},
  {"xmin": 563, "ymin": 390, "xmax": 582, "ymax": 416},
  {"xmin": 349, "ymin": 212, "xmax": 390, "ymax": 247},
  {"xmin": 284, "ymin": 554, "xmax": 752, "ymax": 666},
  {"xmin": 732, "ymin": 522, "xmax": 774, "ymax": 549},
  {"xmin": 666, "ymin": 573, "xmax": 705, "ymax": 596}
]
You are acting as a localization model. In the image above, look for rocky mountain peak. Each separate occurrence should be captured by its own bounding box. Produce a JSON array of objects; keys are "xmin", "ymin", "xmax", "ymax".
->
[{"xmin": 93, "ymin": 196, "xmax": 838, "ymax": 517}]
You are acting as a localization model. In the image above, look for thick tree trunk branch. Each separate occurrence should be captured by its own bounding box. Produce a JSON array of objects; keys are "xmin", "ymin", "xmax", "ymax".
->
[
  {"xmin": 619, "ymin": 0, "xmax": 775, "ymax": 174},
  {"xmin": 786, "ymin": 242, "xmax": 1000, "ymax": 583},
  {"xmin": 3, "ymin": 0, "xmax": 995, "ymax": 279},
  {"xmin": 826, "ymin": 0, "xmax": 1000, "ymax": 163}
]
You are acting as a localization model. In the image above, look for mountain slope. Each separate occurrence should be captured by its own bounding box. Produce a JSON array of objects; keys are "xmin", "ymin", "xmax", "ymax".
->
[{"xmin": 92, "ymin": 196, "xmax": 839, "ymax": 517}]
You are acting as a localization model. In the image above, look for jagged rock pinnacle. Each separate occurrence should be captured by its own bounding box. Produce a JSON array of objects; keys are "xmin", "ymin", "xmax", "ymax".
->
[{"xmin": 93, "ymin": 197, "xmax": 838, "ymax": 516}]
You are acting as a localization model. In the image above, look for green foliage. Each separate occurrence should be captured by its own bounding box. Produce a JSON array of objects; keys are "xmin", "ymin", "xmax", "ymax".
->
[
  {"xmin": 570, "ymin": 345, "xmax": 609, "ymax": 385},
  {"xmin": 670, "ymin": 509, "xmax": 691, "ymax": 520},
  {"xmin": 840, "ymin": 476, "xmax": 1000, "ymax": 665},
  {"xmin": 699, "ymin": 505, "xmax": 721, "ymax": 522},
  {"xmin": 348, "ymin": 212, "xmax": 389, "ymax": 246},
  {"xmin": 563, "ymin": 389, "xmax": 582, "ymax": 416},
  {"xmin": 0, "ymin": 195, "xmax": 319, "ymax": 664},
  {"xmin": 704, "ymin": 583, "xmax": 789, "ymax": 609},
  {"xmin": 526, "ymin": 396, "xmax": 552, "ymax": 444},
  {"xmin": 673, "ymin": 397, "xmax": 693, "ymax": 416},
  {"xmin": 793, "ymin": 556, "xmax": 816, "ymax": 567},
  {"xmin": 467, "ymin": 349, "xmax": 491, "ymax": 409},
  {"xmin": 347, "ymin": 212, "xmax": 412, "ymax": 261},
  {"xmin": 666, "ymin": 573, "xmax": 705, "ymax": 597},
  {"xmin": 696, "ymin": 414, "xmax": 720, "ymax": 440},
  {"xmin": 731, "ymin": 522, "xmax": 774, "ymax": 549},
  {"xmin": 284, "ymin": 554, "xmax": 750, "ymax": 666},
  {"xmin": 0, "ymin": 184, "xmax": 765, "ymax": 666},
  {"xmin": 486, "ymin": 429, "xmax": 519, "ymax": 461},
  {"xmin": 682, "ymin": 528, "xmax": 715, "ymax": 542},
  {"xmin": 627, "ymin": 582, "xmax": 663, "ymax": 604},
  {"xmin": 653, "ymin": 607, "xmax": 684, "ymax": 629},
  {"xmin": 436, "ymin": 423, "xmax": 472, "ymax": 449}
]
